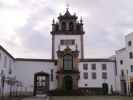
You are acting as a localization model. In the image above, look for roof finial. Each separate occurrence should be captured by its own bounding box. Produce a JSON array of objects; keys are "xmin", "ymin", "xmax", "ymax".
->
[
  {"xmin": 66, "ymin": 4, "xmax": 69, "ymax": 11},
  {"xmin": 52, "ymin": 18, "xmax": 55, "ymax": 24},
  {"xmin": 80, "ymin": 16, "xmax": 83, "ymax": 23}
]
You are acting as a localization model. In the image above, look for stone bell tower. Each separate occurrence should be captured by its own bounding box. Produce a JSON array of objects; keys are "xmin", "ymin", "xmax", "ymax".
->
[
  {"xmin": 50, "ymin": 8, "xmax": 85, "ymax": 91},
  {"xmin": 51, "ymin": 8, "xmax": 85, "ymax": 60}
]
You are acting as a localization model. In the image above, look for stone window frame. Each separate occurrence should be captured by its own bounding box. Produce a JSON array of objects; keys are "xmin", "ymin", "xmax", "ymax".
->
[
  {"xmin": 0, "ymin": 52, "xmax": 1, "ymax": 60},
  {"xmin": 91, "ymin": 72, "xmax": 97, "ymax": 79},
  {"xmin": 129, "ymin": 52, "xmax": 133, "ymax": 59},
  {"xmin": 4, "ymin": 56, "xmax": 7, "ymax": 68},
  {"xmin": 128, "ymin": 41, "xmax": 132, "ymax": 46},
  {"xmin": 51, "ymin": 69, "xmax": 54, "ymax": 81},
  {"xmin": 131, "ymin": 65, "xmax": 133, "ymax": 72},
  {"xmin": 84, "ymin": 83, "xmax": 88, "ymax": 87},
  {"xmin": 91, "ymin": 64, "xmax": 96, "ymax": 70},
  {"xmin": 102, "ymin": 64, "xmax": 107, "ymax": 70},
  {"xmin": 102, "ymin": 72, "xmax": 107, "ymax": 79},
  {"xmin": 60, "ymin": 39, "xmax": 75, "ymax": 45},
  {"xmin": 83, "ymin": 72, "xmax": 88, "ymax": 79},
  {"xmin": 63, "ymin": 54, "xmax": 73, "ymax": 71},
  {"xmin": 120, "ymin": 60, "xmax": 123, "ymax": 65},
  {"xmin": 83, "ymin": 63, "xmax": 88, "ymax": 70}
]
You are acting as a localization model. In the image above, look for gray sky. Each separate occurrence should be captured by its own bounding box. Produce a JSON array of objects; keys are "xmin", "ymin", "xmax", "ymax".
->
[{"xmin": 0, "ymin": 0, "xmax": 133, "ymax": 59}]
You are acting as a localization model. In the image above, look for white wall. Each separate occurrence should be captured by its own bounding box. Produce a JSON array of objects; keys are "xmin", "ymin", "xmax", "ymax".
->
[
  {"xmin": 54, "ymin": 35, "xmax": 82, "ymax": 59},
  {"xmin": 115, "ymin": 32, "xmax": 133, "ymax": 94},
  {"xmin": 125, "ymin": 33, "xmax": 133, "ymax": 77},
  {"xmin": 14, "ymin": 60, "xmax": 57, "ymax": 92},
  {"xmin": 0, "ymin": 48, "xmax": 15, "ymax": 96},
  {"xmin": 115, "ymin": 48, "xmax": 127, "ymax": 92},
  {"xmin": 78, "ymin": 61, "xmax": 116, "ymax": 94}
]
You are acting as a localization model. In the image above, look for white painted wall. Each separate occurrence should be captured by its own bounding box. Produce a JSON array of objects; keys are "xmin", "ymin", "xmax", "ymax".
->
[
  {"xmin": 115, "ymin": 32, "xmax": 133, "ymax": 94},
  {"xmin": 78, "ymin": 61, "xmax": 116, "ymax": 94},
  {"xmin": 125, "ymin": 33, "xmax": 133, "ymax": 77},
  {"xmin": 2, "ymin": 32, "xmax": 133, "ymax": 95},
  {"xmin": 54, "ymin": 35, "xmax": 82, "ymax": 59},
  {"xmin": 115, "ymin": 48, "xmax": 127, "ymax": 92},
  {"xmin": 0, "ymin": 48, "xmax": 15, "ymax": 96},
  {"xmin": 14, "ymin": 60, "xmax": 57, "ymax": 92}
]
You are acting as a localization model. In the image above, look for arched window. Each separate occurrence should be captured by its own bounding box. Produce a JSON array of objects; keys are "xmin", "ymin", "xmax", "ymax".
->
[
  {"xmin": 63, "ymin": 55, "xmax": 73, "ymax": 70},
  {"xmin": 62, "ymin": 22, "xmax": 66, "ymax": 31},
  {"xmin": 69, "ymin": 22, "xmax": 74, "ymax": 31}
]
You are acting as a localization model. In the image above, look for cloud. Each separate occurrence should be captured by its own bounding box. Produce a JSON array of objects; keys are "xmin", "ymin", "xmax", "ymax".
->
[{"xmin": 1, "ymin": 0, "xmax": 133, "ymax": 58}]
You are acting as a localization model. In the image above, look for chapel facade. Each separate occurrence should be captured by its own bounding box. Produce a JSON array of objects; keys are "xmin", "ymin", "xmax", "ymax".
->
[{"xmin": 0, "ymin": 8, "xmax": 133, "ymax": 96}]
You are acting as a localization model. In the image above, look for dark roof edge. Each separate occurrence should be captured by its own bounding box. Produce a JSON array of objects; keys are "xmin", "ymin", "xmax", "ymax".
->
[
  {"xmin": 80, "ymin": 58, "xmax": 115, "ymax": 62},
  {"xmin": 0, "ymin": 45, "xmax": 15, "ymax": 60},
  {"xmin": 16, "ymin": 58, "xmax": 55, "ymax": 62}
]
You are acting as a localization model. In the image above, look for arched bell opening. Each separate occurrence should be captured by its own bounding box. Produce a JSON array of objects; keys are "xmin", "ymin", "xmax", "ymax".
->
[
  {"xmin": 69, "ymin": 22, "xmax": 74, "ymax": 31},
  {"xmin": 62, "ymin": 22, "xmax": 66, "ymax": 31}
]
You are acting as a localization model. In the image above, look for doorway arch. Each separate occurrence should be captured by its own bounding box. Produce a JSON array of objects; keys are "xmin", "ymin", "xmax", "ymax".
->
[
  {"xmin": 33, "ymin": 71, "xmax": 49, "ymax": 96},
  {"xmin": 63, "ymin": 76, "xmax": 73, "ymax": 90},
  {"xmin": 102, "ymin": 83, "xmax": 108, "ymax": 95}
]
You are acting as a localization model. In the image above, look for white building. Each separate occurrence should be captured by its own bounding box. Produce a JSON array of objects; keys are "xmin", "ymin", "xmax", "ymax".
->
[{"xmin": 0, "ymin": 8, "xmax": 133, "ymax": 96}]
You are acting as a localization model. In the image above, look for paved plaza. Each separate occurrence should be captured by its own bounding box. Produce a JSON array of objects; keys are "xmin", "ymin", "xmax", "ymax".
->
[
  {"xmin": 20, "ymin": 96, "xmax": 133, "ymax": 100},
  {"xmin": 21, "ymin": 95, "xmax": 49, "ymax": 100}
]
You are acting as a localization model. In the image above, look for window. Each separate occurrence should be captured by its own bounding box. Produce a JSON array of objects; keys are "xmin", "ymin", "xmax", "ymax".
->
[
  {"xmin": 84, "ymin": 84, "xmax": 88, "ymax": 86},
  {"xmin": 121, "ymin": 70, "xmax": 124, "ymax": 76},
  {"xmin": 120, "ymin": 60, "xmax": 123, "ymax": 65},
  {"xmin": 129, "ymin": 52, "xmax": 133, "ymax": 59},
  {"xmin": 91, "ymin": 64, "xmax": 96, "ymax": 70},
  {"xmin": 62, "ymin": 22, "xmax": 66, "ymax": 31},
  {"xmin": 63, "ymin": 55, "xmax": 73, "ymax": 70},
  {"xmin": 9, "ymin": 60, "xmax": 12, "ymax": 74},
  {"xmin": 102, "ymin": 72, "xmax": 107, "ymax": 79},
  {"xmin": 131, "ymin": 65, "xmax": 133, "ymax": 72},
  {"xmin": 0, "ymin": 70, "xmax": 4, "ymax": 75},
  {"xmin": 60, "ymin": 39, "xmax": 75, "ymax": 45},
  {"xmin": 83, "ymin": 72, "xmax": 88, "ymax": 79},
  {"xmin": 69, "ymin": 22, "xmax": 74, "ymax": 31},
  {"xmin": 128, "ymin": 41, "xmax": 132, "ymax": 46},
  {"xmin": 54, "ymin": 60, "xmax": 57, "ymax": 65},
  {"xmin": 0, "ymin": 53, "xmax": 1, "ymax": 60},
  {"xmin": 83, "ymin": 64, "xmax": 88, "ymax": 70},
  {"xmin": 102, "ymin": 64, "xmax": 107, "ymax": 70},
  {"xmin": 4, "ymin": 56, "xmax": 7, "ymax": 68},
  {"xmin": 51, "ymin": 69, "xmax": 54, "ymax": 81},
  {"xmin": 92, "ymin": 72, "xmax": 96, "ymax": 79}
]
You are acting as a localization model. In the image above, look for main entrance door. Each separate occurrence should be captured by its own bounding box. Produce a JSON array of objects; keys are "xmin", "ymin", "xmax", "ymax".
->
[
  {"xmin": 33, "ymin": 71, "xmax": 49, "ymax": 96},
  {"xmin": 64, "ymin": 76, "xmax": 73, "ymax": 90},
  {"xmin": 102, "ymin": 83, "xmax": 108, "ymax": 95}
]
